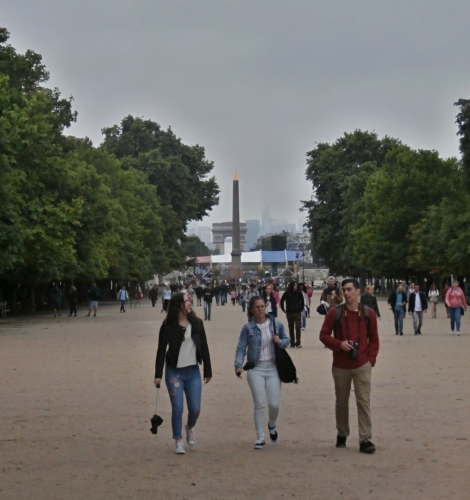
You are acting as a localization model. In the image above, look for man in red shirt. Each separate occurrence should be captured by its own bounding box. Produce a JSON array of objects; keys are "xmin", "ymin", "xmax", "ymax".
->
[{"xmin": 319, "ymin": 278, "xmax": 380, "ymax": 453}]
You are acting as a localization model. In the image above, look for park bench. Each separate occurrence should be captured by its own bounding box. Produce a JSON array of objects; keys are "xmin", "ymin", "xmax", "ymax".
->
[{"xmin": 0, "ymin": 301, "xmax": 10, "ymax": 318}]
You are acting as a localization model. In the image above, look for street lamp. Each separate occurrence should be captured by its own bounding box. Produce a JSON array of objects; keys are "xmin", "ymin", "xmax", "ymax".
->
[{"xmin": 296, "ymin": 252, "xmax": 299, "ymax": 281}]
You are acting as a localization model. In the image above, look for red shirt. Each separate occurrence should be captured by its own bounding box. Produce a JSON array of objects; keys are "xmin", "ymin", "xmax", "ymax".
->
[{"xmin": 319, "ymin": 306, "xmax": 379, "ymax": 369}]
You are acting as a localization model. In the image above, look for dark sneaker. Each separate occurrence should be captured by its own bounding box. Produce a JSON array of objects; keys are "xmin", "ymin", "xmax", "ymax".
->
[
  {"xmin": 400, "ymin": 332, "xmax": 403, "ymax": 336},
  {"xmin": 254, "ymin": 440, "xmax": 265, "ymax": 450},
  {"xmin": 359, "ymin": 439, "xmax": 376, "ymax": 453},
  {"xmin": 268, "ymin": 424, "xmax": 278, "ymax": 442},
  {"xmin": 336, "ymin": 436, "xmax": 347, "ymax": 448}
]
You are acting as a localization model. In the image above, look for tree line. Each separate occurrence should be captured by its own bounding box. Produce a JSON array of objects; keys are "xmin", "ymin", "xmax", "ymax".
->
[
  {"xmin": 0, "ymin": 27, "xmax": 219, "ymax": 310},
  {"xmin": 304, "ymin": 99, "xmax": 470, "ymax": 286}
]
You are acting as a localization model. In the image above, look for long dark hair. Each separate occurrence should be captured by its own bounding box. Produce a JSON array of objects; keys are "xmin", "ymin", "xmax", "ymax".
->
[
  {"xmin": 166, "ymin": 293, "xmax": 199, "ymax": 340},
  {"xmin": 247, "ymin": 295, "xmax": 264, "ymax": 321}
]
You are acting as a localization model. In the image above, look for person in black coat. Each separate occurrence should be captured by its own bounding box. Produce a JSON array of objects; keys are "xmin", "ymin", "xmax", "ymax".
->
[
  {"xmin": 360, "ymin": 285, "xmax": 381, "ymax": 319},
  {"xmin": 388, "ymin": 285, "xmax": 407, "ymax": 335},
  {"xmin": 408, "ymin": 284, "xmax": 428, "ymax": 334},
  {"xmin": 154, "ymin": 293, "xmax": 212, "ymax": 454},
  {"xmin": 280, "ymin": 281, "xmax": 305, "ymax": 347}
]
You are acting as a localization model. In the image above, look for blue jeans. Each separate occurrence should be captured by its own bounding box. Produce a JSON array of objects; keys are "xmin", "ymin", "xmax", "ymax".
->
[
  {"xmin": 120, "ymin": 300, "xmax": 126, "ymax": 312},
  {"xmin": 165, "ymin": 364, "xmax": 202, "ymax": 440},
  {"xmin": 393, "ymin": 309, "xmax": 404, "ymax": 333},
  {"xmin": 301, "ymin": 309, "xmax": 307, "ymax": 329},
  {"xmin": 449, "ymin": 307, "xmax": 462, "ymax": 332},
  {"xmin": 204, "ymin": 301, "xmax": 212, "ymax": 320},
  {"xmin": 215, "ymin": 293, "xmax": 220, "ymax": 305},
  {"xmin": 240, "ymin": 299, "xmax": 246, "ymax": 312}
]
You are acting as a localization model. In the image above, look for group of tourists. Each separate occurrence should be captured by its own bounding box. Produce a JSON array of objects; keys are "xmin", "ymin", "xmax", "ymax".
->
[
  {"xmin": 154, "ymin": 277, "xmax": 379, "ymax": 455},
  {"xmin": 387, "ymin": 280, "xmax": 467, "ymax": 335}
]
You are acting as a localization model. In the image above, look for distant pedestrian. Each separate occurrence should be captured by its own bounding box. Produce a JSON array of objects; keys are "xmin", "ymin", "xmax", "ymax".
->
[
  {"xmin": 239, "ymin": 285, "xmax": 248, "ymax": 312},
  {"xmin": 298, "ymin": 283, "xmax": 309, "ymax": 330},
  {"xmin": 230, "ymin": 288, "xmax": 237, "ymax": 305},
  {"xmin": 52, "ymin": 284, "xmax": 62, "ymax": 317},
  {"xmin": 388, "ymin": 285, "xmax": 407, "ymax": 335},
  {"xmin": 360, "ymin": 286, "xmax": 381, "ymax": 319},
  {"xmin": 149, "ymin": 284, "xmax": 158, "ymax": 307},
  {"xmin": 203, "ymin": 284, "xmax": 213, "ymax": 321},
  {"xmin": 234, "ymin": 296, "xmax": 290, "ymax": 450},
  {"xmin": 246, "ymin": 283, "xmax": 258, "ymax": 302},
  {"xmin": 135, "ymin": 285, "xmax": 143, "ymax": 308},
  {"xmin": 162, "ymin": 285, "xmax": 172, "ymax": 313},
  {"xmin": 408, "ymin": 284, "xmax": 427, "ymax": 334},
  {"xmin": 118, "ymin": 286, "xmax": 129, "ymax": 313},
  {"xmin": 154, "ymin": 293, "xmax": 212, "ymax": 455},
  {"xmin": 428, "ymin": 284, "xmax": 439, "ymax": 318},
  {"xmin": 280, "ymin": 282, "xmax": 304, "ymax": 348},
  {"xmin": 195, "ymin": 284, "xmax": 203, "ymax": 306},
  {"xmin": 187, "ymin": 284, "xmax": 195, "ymax": 306},
  {"xmin": 68, "ymin": 286, "xmax": 77, "ymax": 317},
  {"xmin": 262, "ymin": 283, "xmax": 278, "ymax": 319},
  {"xmin": 87, "ymin": 283, "xmax": 100, "ymax": 317},
  {"xmin": 320, "ymin": 276, "xmax": 343, "ymax": 308},
  {"xmin": 445, "ymin": 281, "xmax": 467, "ymax": 335}
]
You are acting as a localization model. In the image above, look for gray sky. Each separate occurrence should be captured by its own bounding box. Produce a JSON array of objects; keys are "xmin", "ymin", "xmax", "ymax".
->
[{"xmin": 3, "ymin": 0, "xmax": 470, "ymax": 227}]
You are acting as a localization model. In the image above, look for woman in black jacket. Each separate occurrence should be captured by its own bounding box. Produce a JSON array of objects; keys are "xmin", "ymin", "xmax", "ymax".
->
[
  {"xmin": 360, "ymin": 285, "xmax": 381, "ymax": 319},
  {"xmin": 154, "ymin": 293, "xmax": 212, "ymax": 454}
]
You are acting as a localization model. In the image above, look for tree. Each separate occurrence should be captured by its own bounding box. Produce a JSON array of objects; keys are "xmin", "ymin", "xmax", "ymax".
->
[
  {"xmin": 455, "ymin": 99, "xmax": 470, "ymax": 188},
  {"xmin": 303, "ymin": 130, "xmax": 400, "ymax": 274},
  {"xmin": 350, "ymin": 146, "xmax": 460, "ymax": 276},
  {"xmin": 180, "ymin": 235, "xmax": 211, "ymax": 257},
  {"xmin": 101, "ymin": 115, "xmax": 219, "ymax": 268}
]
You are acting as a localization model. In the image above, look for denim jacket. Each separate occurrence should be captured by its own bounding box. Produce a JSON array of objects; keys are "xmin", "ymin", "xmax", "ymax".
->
[{"xmin": 234, "ymin": 316, "xmax": 290, "ymax": 370}]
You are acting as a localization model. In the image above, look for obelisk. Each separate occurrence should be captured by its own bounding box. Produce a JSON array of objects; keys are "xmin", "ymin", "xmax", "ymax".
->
[{"xmin": 231, "ymin": 170, "xmax": 242, "ymax": 278}]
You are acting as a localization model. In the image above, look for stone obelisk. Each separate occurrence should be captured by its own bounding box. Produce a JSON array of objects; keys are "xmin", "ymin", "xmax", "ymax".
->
[{"xmin": 231, "ymin": 170, "xmax": 242, "ymax": 278}]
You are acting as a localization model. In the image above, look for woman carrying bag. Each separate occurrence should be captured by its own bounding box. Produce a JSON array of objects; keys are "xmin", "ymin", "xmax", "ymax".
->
[
  {"xmin": 428, "ymin": 284, "xmax": 439, "ymax": 318},
  {"xmin": 234, "ymin": 296, "xmax": 290, "ymax": 449},
  {"xmin": 154, "ymin": 293, "xmax": 212, "ymax": 454}
]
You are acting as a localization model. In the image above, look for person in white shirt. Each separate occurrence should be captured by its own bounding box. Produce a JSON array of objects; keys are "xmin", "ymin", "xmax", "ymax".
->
[
  {"xmin": 428, "ymin": 284, "xmax": 439, "ymax": 318},
  {"xmin": 161, "ymin": 285, "xmax": 172, "ymax": 313},
  {"xmin": 408, "ymin": 284, "xmax": 428, "ymax": 334},
  {"xmin": 118, "ymin": 286, "xmax": 129, "ymax": 313}
]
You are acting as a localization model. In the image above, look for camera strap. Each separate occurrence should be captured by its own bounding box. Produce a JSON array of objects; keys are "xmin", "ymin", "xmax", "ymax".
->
[{"xmin": 155, "ymin": 385, "xmax": 160, "ymax": 414}]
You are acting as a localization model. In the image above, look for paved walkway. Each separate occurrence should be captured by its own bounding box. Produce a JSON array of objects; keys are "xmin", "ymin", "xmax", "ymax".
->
[{"xmin": 1, "ymin": 297, "xmax": 469, "ymax": 499}]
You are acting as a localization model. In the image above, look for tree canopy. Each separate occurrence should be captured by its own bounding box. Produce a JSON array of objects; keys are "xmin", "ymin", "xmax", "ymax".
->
[{"xmin": 0, "ymin": 27, "xmax": 219, "ymax": 307}]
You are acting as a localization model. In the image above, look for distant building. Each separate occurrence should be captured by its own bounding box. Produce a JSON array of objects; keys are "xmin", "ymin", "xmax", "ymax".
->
[
  {"xmin": 212, "ymin": 222, "xmax": 247, "ymax": 253},
  {"xmin": 246, "ymin": 219, "xmax": 260, "ymax": 250}
]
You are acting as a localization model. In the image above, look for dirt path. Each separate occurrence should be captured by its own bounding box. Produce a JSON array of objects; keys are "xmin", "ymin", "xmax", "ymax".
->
[{"xmin": 1, "ymin": 297, "xmax": 469, "ymax": 499}]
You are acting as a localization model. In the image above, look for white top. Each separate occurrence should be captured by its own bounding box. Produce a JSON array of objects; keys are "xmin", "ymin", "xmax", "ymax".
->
[
  {"xmin": 265, "ymin": 295, "xmax": 272, "ymax": 313},
  {"xmin": 414, "ymin": 292, "xmax": 422, "ymax": 312},
  {"xmin": 163, "ymin": 290, "xmax": 172, "ymax": 300},
  {"xmin": 257, "ymin": 320, "xmax": 274, "ymax": 361},
  {"xmin": 177, "ymin": 323, "xmax": 197, "ymax": 368},
  {"xmin": 428, "ymin": 290, "xmax": 439, "ymax": 298}
]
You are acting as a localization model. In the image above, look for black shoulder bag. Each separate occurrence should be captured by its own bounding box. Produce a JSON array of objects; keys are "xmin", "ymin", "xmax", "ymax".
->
[{"xmin": 273, "ymin": 319, "xmax": 299, "ymax": 384}]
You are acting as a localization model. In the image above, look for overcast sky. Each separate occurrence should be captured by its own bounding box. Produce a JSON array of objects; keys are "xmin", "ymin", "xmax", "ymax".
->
[{"xmin": 3, "ymin": 0, "xmax": 470, "ymax": 227}]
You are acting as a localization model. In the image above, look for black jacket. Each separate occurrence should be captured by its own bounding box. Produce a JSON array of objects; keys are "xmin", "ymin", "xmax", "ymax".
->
[
  {"xmin": 155, "ymin": 319, "xmax": 212, "ymax": 379},
  {"xmin": 388, "ymin": 290, "xmax": 407, "ymax": 309},
  {"xmin": 408, "ymin": 291, "xmax": 428, "ymax": 312},
  {"xmin": 262, "ymin": 291, "xmax": 278, "ymax": 313},
  {"xmin": 280, "ymin": 289, "xmax": 304, "ymax": 314},
  {"xmin": 360, "ymin": 294, "xmax": 380, "ymax": 318}
]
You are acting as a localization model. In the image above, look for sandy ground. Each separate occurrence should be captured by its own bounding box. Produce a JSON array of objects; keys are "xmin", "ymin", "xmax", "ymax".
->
[{"xmin": 1, "ymin": 295, "xmax": 470, "ymax": 500}]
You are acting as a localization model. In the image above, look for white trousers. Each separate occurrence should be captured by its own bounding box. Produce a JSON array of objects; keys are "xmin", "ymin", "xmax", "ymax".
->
[{"xmin": 247, "ymin": 360, "xmax": 281, "ymax": 441}]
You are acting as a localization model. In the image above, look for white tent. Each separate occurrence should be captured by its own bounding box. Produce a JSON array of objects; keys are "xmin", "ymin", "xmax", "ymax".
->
[{"xmin": 210, "ymin": 250, "xmax": 263, "ymax": 264}]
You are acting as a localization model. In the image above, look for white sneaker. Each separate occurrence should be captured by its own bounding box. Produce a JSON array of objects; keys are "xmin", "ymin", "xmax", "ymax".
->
[
  {"xmin": 457, "ymin": 332, "xmax": 461, "ymax": 336},
  {"xmin": 451, "ymin": 331, "xmax": 454, "ymax": 335},
  {"xmin": 254, "ymin": 440, "xmax": 265, "ymax": 450},
  {"xmin": 185, "ymin": 425, "xmax": 195, "ymax": 446},
  {"xmin": 175, "ymin": 441, "xmax": 186, "ymax": 454}
]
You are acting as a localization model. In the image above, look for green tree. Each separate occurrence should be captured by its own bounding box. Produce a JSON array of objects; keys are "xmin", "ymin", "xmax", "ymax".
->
[
  {"xmin": 455, "ymin": 99, "xmax": 470, "ymax": 188},
  {"xmin": 304, "ymin": 130, "xmax": 400, "ymax": 274},
  {"xmin": 351, "ymin": 146, "xmax": 460, "ymax": 276},
  {"xmin": 101, "ymin": 115, "xmax": 220, "ymax": 268},
  {"xmin": 180, "ymin": 235, "xmax": 211, "ymax": 257}
]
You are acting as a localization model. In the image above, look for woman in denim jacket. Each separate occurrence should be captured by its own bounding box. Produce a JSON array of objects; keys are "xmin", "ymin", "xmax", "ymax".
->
[{"xmin": 234, "ymin": 296, "xmax": 290, "ymax": 449}]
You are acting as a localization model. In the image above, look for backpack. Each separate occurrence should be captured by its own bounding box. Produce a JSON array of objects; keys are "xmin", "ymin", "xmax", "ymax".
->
[{"xmin": 334, "ymin": 304, "xmax": 371, "ymax": 339}]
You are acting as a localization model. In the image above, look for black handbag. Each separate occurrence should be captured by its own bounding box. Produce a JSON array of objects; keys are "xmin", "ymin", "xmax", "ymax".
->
[
  {"xmin": 272, "ymin": 319, "xmax": 298, "ymax": 384},
  {"xmin": 460, "ymin": 306, "xmax": 465, "ymax": 316}
]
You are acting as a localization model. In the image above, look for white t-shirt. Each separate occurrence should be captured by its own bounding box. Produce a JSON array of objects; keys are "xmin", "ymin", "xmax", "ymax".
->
[
  {"xmin": 265, "ymin": 295, "xmax": 272, "ymax": 313},
  {"xmin": 177, "ymin": 323, "xmax": 197, "ymax": 368},
  {"xmin": 257, "ymin": 320, "xmax": 274, "ymax": 361}
]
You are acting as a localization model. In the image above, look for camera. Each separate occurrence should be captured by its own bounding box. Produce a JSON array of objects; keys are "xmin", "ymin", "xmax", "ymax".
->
[
  {"xmin": 243, "ymin": 361, "xmax": 255, "ymax": 371},
  {"xmin": 348, "ymin": 341, "xmax": 359, "ymax": 360}
]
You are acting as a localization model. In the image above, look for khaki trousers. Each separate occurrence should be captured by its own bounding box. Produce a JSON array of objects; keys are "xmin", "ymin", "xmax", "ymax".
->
[{"xmin": 332, "ymin": 362, "xmax": 372, "ymax": 443}]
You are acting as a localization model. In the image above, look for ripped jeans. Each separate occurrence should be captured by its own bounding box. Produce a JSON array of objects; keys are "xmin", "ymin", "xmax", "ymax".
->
[{"xmin": 165, "ymin": 364, "xmax": 202, "ymax": 440}]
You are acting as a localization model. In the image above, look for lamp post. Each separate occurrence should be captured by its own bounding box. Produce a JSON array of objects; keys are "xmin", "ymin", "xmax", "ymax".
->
[{"xmin": 296, "ymin": 252, "xmax": 299, "ymax": 281}]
